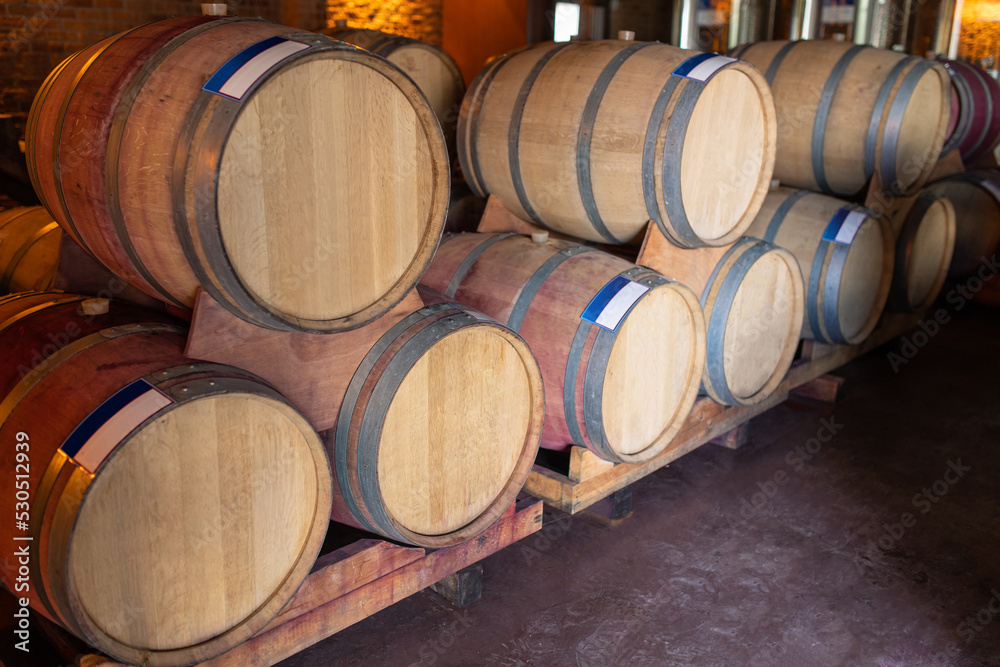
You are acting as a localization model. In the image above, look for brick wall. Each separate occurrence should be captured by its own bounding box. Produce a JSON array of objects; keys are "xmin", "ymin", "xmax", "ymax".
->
[
  {"xmin": 325, "ymin": 0, "xmax": 442, "ymax": 44},
  {"xmin": 0, "ymin": 0, "xmax": 327, "ymax": 118}
]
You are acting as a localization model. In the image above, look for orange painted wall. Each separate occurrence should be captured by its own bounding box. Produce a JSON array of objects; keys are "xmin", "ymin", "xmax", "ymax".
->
[{"xmin": 442, "ymin": 0, "xmax": 528, "ymax": 85}]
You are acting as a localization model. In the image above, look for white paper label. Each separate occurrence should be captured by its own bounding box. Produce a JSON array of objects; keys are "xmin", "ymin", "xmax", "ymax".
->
[{"xmin": 594, "ymin": 281, "xmax": 648, "ymax": 331}]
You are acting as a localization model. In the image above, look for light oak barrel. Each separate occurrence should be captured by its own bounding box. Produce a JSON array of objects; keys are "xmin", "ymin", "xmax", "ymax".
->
[
  {"xmin": 887, "ymin": 192, "xmax": 956, "ymax": 312},
  {"xmin": 746, "ymin": 188, "xmax": 894, "ymax": 344},
  {"xmin": 458, "ymin": 40, "xmax": 777, "ymax": 247},
  {"xmin": 322, "ymin": 27, "xmax": 465, "ymax": 155},
  {"xmin": 662, "ymin": 238, "xmax": 804, "ymax": 406},
  {"xmin": 0, "ymin": 292, "xmax": 332, "ymax": 667},
  {"xmin": 0, "ymin": 207, "xmax": 61, "ymax": 294},
  {"xmin": 327, "ymin": 286, "xmax": 543, "ymax": 548},
  {"xmin": 938, "ymin": 59, "xmax": 1000, "ymax": 163},
  {"xmin": 421, "ymin": 233, "xmax": 707, "ymax": 463},
  {"xmin": 26, "ymin": 17, "xmax": 449, "ymax": 332},
  {"xmin": 735, "ymin": 40, "xmax": 951, "ymax": 196},
  {"xmin": 925, "ymin": 171, "xmax": 1000, "ymax": 276}
]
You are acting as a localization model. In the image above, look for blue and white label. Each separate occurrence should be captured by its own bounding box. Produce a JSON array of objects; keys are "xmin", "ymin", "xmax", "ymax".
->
[
  {"xmin": 822, "ymin": 208, "xmax": 867, "ymax": 245},
  {"xmin": 60, "ymin": 379, "xmax": 173, "ymax": 474},
  {"xmin": 203, "ymin": 36, "xmax": 310, "ymax": 101},
  {"xmin": 672, "ymin": 53, "xmax": 735, "ymax": 82},
  {"xmin": 581, "ymin": 276, "xmax": 649, "ymax": 332}
]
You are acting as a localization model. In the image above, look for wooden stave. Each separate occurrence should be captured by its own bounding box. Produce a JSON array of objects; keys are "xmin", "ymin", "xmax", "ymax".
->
[
  {"xmin": 698, "ymin": 237, "xmax": 804, "ymax": 406},
  {"xmin": 888, "ymin": 192, "xmax": 956, "ymax": 312},
  {"xmin": 30, "ymin": 17, "xmax": 211, "ymax": 305},
  {"xmin": 0, "ymin": 293, "xmax": 332, "ymax": 666},
  {"xmin": 322, "ymin": 28, "xmax": 466, "ymax": 132},
  {"xmin": 458, "ymin": 40, "xmax": 776, "ymax": 248},
  {"xmin": 939, "ymin": 59, "xmax": 1000, "ymax": 163},
  {"xmin": 326, "ymin": 293, "xmax": 543, "ymax": 548},
  {"xmin": 0, "ymin": 207, "xmax": 61, "ymax": 294},
  {"xmin": 735, "ymin": 40, "xmax": 951, "ymax": 197},
  {"xmin": 26, "ymin": 38, "xmax": 114, "ymax": 248},
  {"xmin": 925, "ymin": 171, "xmax": 1000, "ymax": 277},
  {"xmin": 26, "ymin": 19, "xmax": 449, "ymax": 333},
  {"xmin": 28, "ymin": 18, "xmax": 275, "ymax": 310},
  {"xmin": 25, "ymin": 48, "xmax": 82, "ymax": 209},
  {"xmin": 61, "ymin": 16, "xmax": 215, "ymax": 306},
  {"xmin": 421, "ymin": 233, "xmax": 707, "ymax": 463},
  {"xmin": 151, "ymin": 25, "xmax": 449, "ymax": 332},
  {"xmin": 747, "ymin": 188, "xmax": 895, "ymax": 345}
]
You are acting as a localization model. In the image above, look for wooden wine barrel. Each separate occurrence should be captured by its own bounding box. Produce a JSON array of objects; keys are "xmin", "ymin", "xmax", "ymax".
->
[
  {"xmin": 925, "ymin": 171, "xmax": 1000, "ymax": 276},
  {"xmin": 0, "ymin": 292, "xmax": 331, "ymax": 667},
  {"xmin": 26, "ymin": 17, "xmax": 448, "ymax": 332},
  {"xmin": 734, "ymin": 41, "xmax": 951, "ymax": 196},
  {"xmin": 746, "ymin": 188, "xmax": 894, "ymax": 344},
  {"xmin": 421, "ymin": 233, "xmax": 706, "ymax": 462},
  {"xmin": 887, "ymin": 192, "xmax": 956, "ymax": 312},
  {"xmin": 0, "ymin": 207, "xmax": 60, "ymax": 293},
  {"xmin": 459, "ymin": 40, "xmax": 777, "ymax": 247},
  {"xmin": 945, "ymin": 80, "xmax": 960, "ymax": 148},
  {"xmin": 938, "ymin": 59, "xmax": 1000, "ymax": 163},
  {"xmin": 328, "ymin": 286, "xmax": 543, "ymax": 547},
  {"xmin": 321, "ymin": 27, "xmax": 465, "ymax": 146},
  {"xmin": 660, "ymin": 238, "xmax": 803, "ymax": 405}
]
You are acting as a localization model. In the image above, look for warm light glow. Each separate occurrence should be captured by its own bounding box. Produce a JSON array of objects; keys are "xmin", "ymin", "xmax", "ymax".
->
[
  {"xmin": 327, "ymin": 0, "xmax": 442, "ymax": 43},
  {"xmin": 959, "ymin": 0, "xmax": 1000, "ymax": 65}
]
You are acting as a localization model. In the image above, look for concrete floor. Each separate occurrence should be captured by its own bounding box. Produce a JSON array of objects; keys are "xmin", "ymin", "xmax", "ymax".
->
[
  {"xmin": 2, "ymin": 302, "xmax": 998, "ymax": 667},
  {"xmin": 275, "ymin": 302, "xmax": 1000, "ymax": 667}
]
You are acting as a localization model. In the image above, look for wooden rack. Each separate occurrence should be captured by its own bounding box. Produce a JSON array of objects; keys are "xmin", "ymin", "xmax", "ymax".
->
[
  {"xmin": 526, "ymin": 312, "xmax": 920, "ymax": 514},
  {"xmin": 78, "ymin": 497, "xmax": 542, "ymax": 667},
  {"xmin": 74, "ymin": 151, "xmax": 967, "ymax": 665}
]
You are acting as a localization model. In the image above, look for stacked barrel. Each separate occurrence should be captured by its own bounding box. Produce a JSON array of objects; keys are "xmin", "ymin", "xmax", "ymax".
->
[
  {"xmin": 1, "ymin": 12, "xmax": 993, "ymax": 665},
  {"xmin": 444, "ymin": 33, "xmax": 807, "ymax": 469},
  {"xmin": 2, "ymin": 16, "xmax": 543, "ymax": 666},
  {"xmin": 924, "ymin": 58, "xmax": 1000, "ymax": 282},
  {"xmin": 731, "ymin": 40, "xmax": 957, "ymax": 326}
]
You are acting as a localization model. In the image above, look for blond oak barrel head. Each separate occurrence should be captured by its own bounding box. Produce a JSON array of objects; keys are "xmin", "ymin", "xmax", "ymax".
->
[
  {"xmin": 600, "ymin": 280, "xmax": 705, "ymax": 457},
  {"xmin": 889, "ymin": 193, "xmax": 956, "ymax": 312},
  {"xmin": 377, "ymin": 325, "xmax": 535, "ymax": 536},
  {"xmin": 321, "ymin": 28, "xmax": 466, "ymax": 137},
  {"xmin": 216, "ymin": 50, "xmax": 445, "ymax": 324},
  {"xmin": 27, "ymin": 19, "xmax": 449, "ymax": 333},
  {"xmin": 746, "ymin": 188, "xmax": 893, "ymax": 345},
  {"xmin": 836, "ymin": 218, "xmax": 892, "ymax": 342},
  {"xmin": 678, "ymin": 64, "xmax": 774, "ymax": 245},
  {"xmin": 329, "ymin": 294, "xmax": 543, "ymax": 547},
  {"xmin": 925, "ymin": 173, "xmax": 1000, "ymax": 277},
  {"xmin": 420, "ymin": 233, "xmax": 707, "ymax": 464},
  {"xmin": 701, "ymin": 241, "xmax": 804, "ymax": 405},
  {"xmin": 722, "ymin": 251, "xmax": 800, "ymax": 399},
  {"xmin": 633, "ymin": 234, "xmax": 803, "ymax": 407},
  {"xmin": 0, "ymin": 293, "xmax": 332, "ymax": 666},
  {"xmin": 68, "ymin": 394, "xmax": 326, "ymax": 656},
  {"xmin": 904, "ymin": 198, "xmax": 954, "ymax": 308}
]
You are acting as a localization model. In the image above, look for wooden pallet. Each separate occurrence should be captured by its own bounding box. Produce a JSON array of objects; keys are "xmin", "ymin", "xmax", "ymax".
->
[
  {"xmin": 77, "ymin": 497, "xmax": 542, "ymax": 667},
  {"xmin": 525, "ymin": 312, "xmax": 920, "ymax": 514}
]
